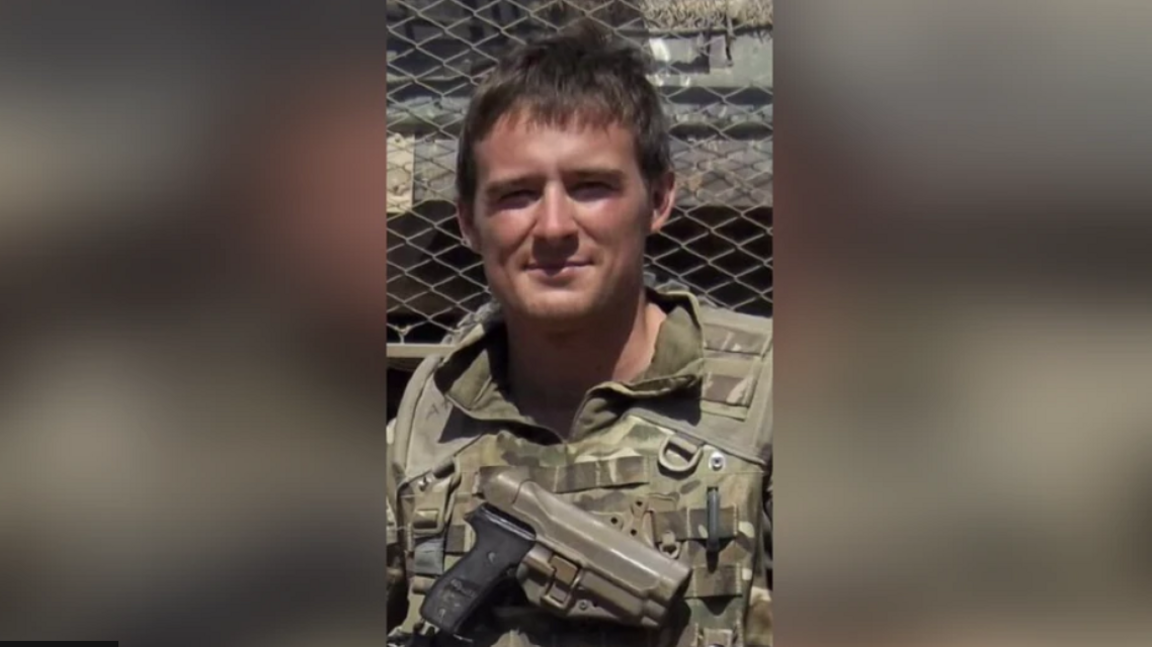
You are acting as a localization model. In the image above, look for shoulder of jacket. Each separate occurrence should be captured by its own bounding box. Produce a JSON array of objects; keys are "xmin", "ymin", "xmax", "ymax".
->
[
  {"xmin": 391, "ymin": 352, "xmax": 486, "ymax": 485},
  {"xmin": 698, "ymin": 306, "xmax": 773, "ymax": 357},
  {"xmin": 682, "ymin": 307, "xmax": 772, "ymax": 463},
  {"xmin": 626, "ymin": 302, "xmax": 772, "ymax": 466},
  {"xmin": 390, "ymin": 354, "xmax": 446, "ymax": 471},
  {"xmin": 695, "ymin": 306, "xmax": 771, "ymax": 405}
]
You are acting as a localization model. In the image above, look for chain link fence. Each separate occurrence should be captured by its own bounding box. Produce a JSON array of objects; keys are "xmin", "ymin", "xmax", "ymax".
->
[{"xmin": 387, "ymin": 0, "xmax": 773, "ymax": 360}]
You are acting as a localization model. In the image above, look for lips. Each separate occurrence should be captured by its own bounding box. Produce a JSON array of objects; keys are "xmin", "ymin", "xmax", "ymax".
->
[{"xmin": 526, "ymin": 260, "xmax": 591, "ymax": 271}]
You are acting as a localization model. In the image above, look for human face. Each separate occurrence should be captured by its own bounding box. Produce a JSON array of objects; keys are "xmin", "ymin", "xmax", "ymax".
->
[{"xmin": 459, "ymin": 115, "xmax": 674, "ymax": 331}]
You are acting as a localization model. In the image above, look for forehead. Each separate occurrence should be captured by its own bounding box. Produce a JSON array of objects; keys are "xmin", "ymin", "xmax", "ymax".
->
[{"xmin": 473, "ymin": 112, "xmax": 638, "ymax": 179}]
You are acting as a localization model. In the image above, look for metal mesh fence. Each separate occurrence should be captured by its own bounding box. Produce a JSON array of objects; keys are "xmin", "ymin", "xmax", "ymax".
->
[{"xmin": 387, "ymin": 0, "xmax": 773, "ymax": 350}]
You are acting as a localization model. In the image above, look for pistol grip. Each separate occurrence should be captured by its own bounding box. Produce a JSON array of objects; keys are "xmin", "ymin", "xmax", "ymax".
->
[{"xmin": 420, "ymin": 505, "xmax": 535, "ymax": 636}]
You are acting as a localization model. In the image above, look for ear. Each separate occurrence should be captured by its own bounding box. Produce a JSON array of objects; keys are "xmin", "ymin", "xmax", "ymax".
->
[
  {"xmin": 649, "ymin": 171, "xmax": 676, "ymax": 234},
  {"xmin": 456, "ymin": 200, "xmax": 478, "ymax": 251}
]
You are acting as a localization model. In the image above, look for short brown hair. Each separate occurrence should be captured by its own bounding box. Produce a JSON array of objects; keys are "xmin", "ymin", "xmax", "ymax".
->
[{"xmin": 455, "ymin": 21, "xmax": 672, "ymax": 206}]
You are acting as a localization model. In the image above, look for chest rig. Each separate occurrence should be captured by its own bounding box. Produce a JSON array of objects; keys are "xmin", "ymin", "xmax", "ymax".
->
[{"xmin": 389, "ymin": 307, "xmax": 772, "ymax": 647}]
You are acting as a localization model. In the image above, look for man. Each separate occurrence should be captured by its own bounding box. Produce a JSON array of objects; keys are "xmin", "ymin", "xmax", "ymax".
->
[{"xmin": 387, "ymin": 22, "xmax": 772, "ymax": 647}]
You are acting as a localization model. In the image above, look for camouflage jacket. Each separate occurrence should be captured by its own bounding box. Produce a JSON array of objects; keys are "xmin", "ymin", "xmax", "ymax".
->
[{"xmin": 387, "ymin": 287, "xmax": 772, "ymax": 647}]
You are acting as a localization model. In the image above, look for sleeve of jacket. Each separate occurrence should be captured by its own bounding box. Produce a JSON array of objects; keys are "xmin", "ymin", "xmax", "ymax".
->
[
  {"xmin": 763, "ymin": 471, "xmax": 772, "ymax": 581},
  {"xmin": 743, "ymin": 472, "xmax": 773, "ymax": 647},
  {"xmin": 741, "ymin": 471, "xmax": 773, "ymax": 646},
  {"xmin": 386, "ymin": 418, "xmax": 407, "ymax": 630}
]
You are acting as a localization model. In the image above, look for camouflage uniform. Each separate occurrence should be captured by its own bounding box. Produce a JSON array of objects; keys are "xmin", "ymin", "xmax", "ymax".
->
[{"xmin": 387, "ymin": 286, "xmax": 772, "ymax": 647}]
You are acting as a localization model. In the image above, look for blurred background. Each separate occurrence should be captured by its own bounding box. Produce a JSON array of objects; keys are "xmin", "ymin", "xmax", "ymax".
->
[
  {"xmin": 0, "ymin": 4, "xmax": 388, "ymax": 644},
  {"xmin": 779, "ymin": 2, "xmax": 1152, "ymax": 646},
  {"xmin": 385, "ymin": 0, "xmax": 774, "ymax": 410}
]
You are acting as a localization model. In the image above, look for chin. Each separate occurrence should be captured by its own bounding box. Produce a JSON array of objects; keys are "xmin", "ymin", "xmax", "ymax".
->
[{"xmin": 513, "ymin": 295, "xmax": 598, "ymax": 328}]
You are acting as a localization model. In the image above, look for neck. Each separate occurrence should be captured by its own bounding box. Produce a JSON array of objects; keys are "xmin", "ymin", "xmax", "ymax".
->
[{"xmin": 505, "ymin": 288, "xmax": 665, "ymax": 432}]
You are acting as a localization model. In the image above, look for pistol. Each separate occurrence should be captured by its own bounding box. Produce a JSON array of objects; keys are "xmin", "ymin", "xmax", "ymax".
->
[
  {"xmin": 418, "ymin": 503, "xmax": 536, "ymax": 635},
  {"xmin": 420, "ymin": 470, "xmax": 690, "ymax": 636}
]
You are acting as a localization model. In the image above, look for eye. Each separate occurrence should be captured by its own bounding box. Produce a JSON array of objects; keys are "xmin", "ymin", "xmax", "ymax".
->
[
  {"xmin": 494, "ymin": 189, "xmax": 537, "ymax": 209},
  {"xmin": 570, "ymin": 181, "xmax": 614, "ymax": 200}
]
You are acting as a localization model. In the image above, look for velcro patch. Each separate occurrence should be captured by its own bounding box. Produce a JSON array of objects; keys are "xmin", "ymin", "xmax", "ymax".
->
[
  {"xmin": 684, "ymin": 564, "xmax": 746, "ymax": 598},
  {"xmin": 476, "ymin": 455, "xmax": 651, "ymax": 494}
]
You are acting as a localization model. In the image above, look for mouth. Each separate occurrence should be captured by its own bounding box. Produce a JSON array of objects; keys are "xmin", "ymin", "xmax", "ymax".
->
[
  {"xmin": 526, "ymin": 260, "xmax": 591, "ymax": 271},
  {"xmin": 525, "ymin": 260, "xmax": 592, "ymax": 277}
]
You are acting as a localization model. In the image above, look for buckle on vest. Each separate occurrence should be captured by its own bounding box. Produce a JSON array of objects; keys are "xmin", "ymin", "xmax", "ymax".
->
[
  {"xmin": 408, "ymin": 460, "xmax": 461, "ymax": 543},
  {"xmin": 700, "ymin": 627, "xmax": 735, "ymax": 647},
  {"xmin": 519, "ymin": 543, "xmax": 583, "ymax": 614},
  {"xmin": 658, "ymin": 435, "xmax": 702, "ymax": 475},
  {"xmin": 659, "ymin": 530, "xmax": 681, "ymax": 560},
  {"xmin": 540, "ymin": 554, "xmax": 580, "ymax": 610}
]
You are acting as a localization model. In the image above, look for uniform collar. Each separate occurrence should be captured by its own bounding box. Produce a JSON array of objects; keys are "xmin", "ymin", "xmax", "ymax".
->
[{"xmin": 433, "ymin": 288, "xmax": 706, "ymax": 424}]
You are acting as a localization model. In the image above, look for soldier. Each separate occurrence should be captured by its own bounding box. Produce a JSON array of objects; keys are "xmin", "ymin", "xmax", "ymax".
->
[{"xmin": 387, "ymin": 21, "xmax": 772, "ymax": 647}]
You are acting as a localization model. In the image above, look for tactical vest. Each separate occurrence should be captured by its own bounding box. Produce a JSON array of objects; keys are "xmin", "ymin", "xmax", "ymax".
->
[{"xmin": 389, "ymin": 303, "xmax": 772, "ymax": 647}]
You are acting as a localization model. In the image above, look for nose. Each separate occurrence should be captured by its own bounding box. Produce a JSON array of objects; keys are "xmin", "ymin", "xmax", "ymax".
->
[{"xmin": 533, "ymin": 184, "xmax": 579, "ymax": 242}]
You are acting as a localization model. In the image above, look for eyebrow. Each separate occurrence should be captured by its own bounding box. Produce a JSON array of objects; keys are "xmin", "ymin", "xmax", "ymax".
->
[
  {"xmin": 482, "ymin": 166, "xmax": 627, "ymax": 198},
  {"xmin": 483, "ymin": 176, "xmax": 535, "ymax": 200},
  {"xmin": 569, "ymin": 167, "xmax": 626, "ymax": 182}
]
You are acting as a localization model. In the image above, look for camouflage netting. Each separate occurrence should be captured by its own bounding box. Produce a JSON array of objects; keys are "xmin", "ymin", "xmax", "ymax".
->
[
  {"xmin": 639, "ymin": 0, "xmax": 773, "ymax": 31},
  {"xmin": 521, "ymin": 0, "xmax": 774, "ymax": 33}
]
